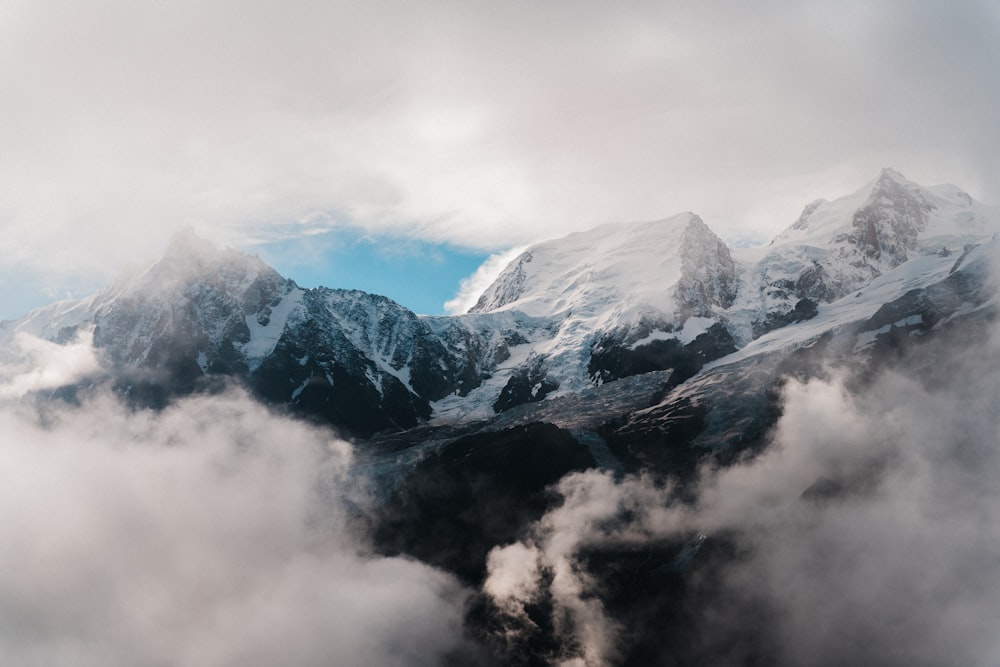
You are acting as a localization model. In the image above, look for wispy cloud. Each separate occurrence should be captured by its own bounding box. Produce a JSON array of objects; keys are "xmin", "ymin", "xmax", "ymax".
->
[
  {"xmin": 0, "ymin": 328, "xmax": 103, "ymax": 399},
  {"xmin": 445, "ymin": 246, "xmax": 527, "ymax": 314}
]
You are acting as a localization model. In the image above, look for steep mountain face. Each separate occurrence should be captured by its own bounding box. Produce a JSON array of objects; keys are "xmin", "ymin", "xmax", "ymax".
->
[
  {"xmin": 471, "ymin": 212, "xmax": 736, "ymax": 321},
  {"xmin": 748, "ymin": 168, "xmax": 995, "ymax": 330},
  {"xmin": 94, "ymin": 230, "xmax": 290, "ymax": 375},
  {"xmin": 9, "ymin": 231, "xmax": 470, "ymax": 436},
  {"xmin": 246, "ymin": 288, "xmax": 454, "ymax": 435},
  {"xmin": 614, "ymin": 234, "xmax": 1000, "ymax": 470},
  {"xmin": 464, "ymin": 213, "xmax": 740, "ymax": 410},
  {"xmin": 5, "ymin": 169, "xmax": 1000, "ymax": 667},
  {"xmin": 5, "ymin": 170, "xmax": 998, "ymax": 437},
  {"xmin": 675, "ymin": 215, "xmax": 738, "ymax": 315}
]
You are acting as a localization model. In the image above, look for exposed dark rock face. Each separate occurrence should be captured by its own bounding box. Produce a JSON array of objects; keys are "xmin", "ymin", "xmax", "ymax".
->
[
  {"xmin": 431, "ymin": 316, "xmax": 531, "ymax": 397},
  {"xmin": 861, "ymin": 269, "xmax": 984, "ymax": 334},
  {"xmin": 321, "ymin": 289, "xmax": 457, "ymax": 400},
  {"xmin": 602, "ymin": 396, "xmax": 709, "ymax": 473},
  {"xmin": 841, "ymin": 168, "xmax": 933, "ymax": 265},
  {"xmin": 822, "ymin": 170, "xmax": 933, "ymax": 300},
  {"xmin": 90, "ymin": 236, "xmax": 288, "ymax": 405},
  {"xmin": 249, "ymin": 329, "xmax": 430, "ymax": 438},
  {"xmin": 752, "ymin": 298, "xmax": 819, "ymax": 338},
  {"xmin": 78, "ymin": 240, "xmax": 483, "ymax": 435},
  {"xmin": 793, "ymin": 263, "xmax": 835, "ymax": 302},
  {"xmin": 493, "ymin": 359, "xmax": 559, "ymax": 413},
  {"xmin": 373, "ymin": 422, "xmax": 596, "ymax": 584},
  {"xmin": 589, "ymin": 322, "xmax": 737, "ymax": 387}
]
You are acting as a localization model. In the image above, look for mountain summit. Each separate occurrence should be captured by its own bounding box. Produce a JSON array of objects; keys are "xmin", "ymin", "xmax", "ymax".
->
[
  {"xmin": 747, "ymin": 168, "xmax": 996, "ymax": 330},
  {"xmin": 471, "ymin": 212, "xmax": 736, "ymax": 321},
  {"xmin": 5, "ymin": 169, "xmax": 998, "ymax": 433},
  {"xmin": 4, "ymin": 171, "xmax": 999, "ymax": 667}
]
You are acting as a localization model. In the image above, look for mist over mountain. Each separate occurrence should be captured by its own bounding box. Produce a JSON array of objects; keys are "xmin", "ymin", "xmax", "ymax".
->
[{"xmin": 2, "ymin": 169, "xmax": 1000, "ymax": 665}]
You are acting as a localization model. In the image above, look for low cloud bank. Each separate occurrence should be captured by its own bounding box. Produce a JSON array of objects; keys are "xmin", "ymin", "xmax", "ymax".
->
[
  {"xmin": 0, "ymin": 328, "xmax": 103, "ymax": 400},
  {"xmin": 0, "ymin": 387, "xmax": 472, "ymax": 667},
  {"xmin": 487, "ymin": 329, "xmax": 1000, "ymax": 666}
]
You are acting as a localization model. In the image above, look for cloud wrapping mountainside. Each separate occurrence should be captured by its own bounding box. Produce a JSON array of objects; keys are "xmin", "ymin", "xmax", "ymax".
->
[
  {"xmin": 486, "ymin": 290, "xmax": 1000, "ymax": 665},
  {"xmin": 0, "ymin": 375, "xmax": 473, "ymax": 666},
  {"xmin": 3, "ymin": 170, "xmax": 1000, "ymax": 665}
]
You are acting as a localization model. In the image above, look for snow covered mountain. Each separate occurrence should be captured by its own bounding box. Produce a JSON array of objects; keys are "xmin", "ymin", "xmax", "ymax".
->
[
  {"xmin": 8, "ymin": 229, "xmax": 469, "ymax": 435},
  {"xmin": 4, "ymin": 169, "xmax": 998, "ymax": 441},
  {"xmin": 741, "ymin": 167, "xmax": 997, "ymax": 336},
  {"xmin": 471, "ymin": 212, "xmax": 737, "ymax": 320},
  {"xmin": 4, "ymin": 169, "xmax": 1000, "ymax": 666},
  {"xmin": 456, "ymin": 169, "xmax": 998, "ymax": 416},
  {"xmin": 371, "ymin": 172, "xmax": 1000, "ymax": 667},
  {"xmin": 453, "ymin": 213, "xmax": 740, "ymax": 415},
  {"xmin": 612, "ymin": 234, "xmax": 999, "ymax": 465}
]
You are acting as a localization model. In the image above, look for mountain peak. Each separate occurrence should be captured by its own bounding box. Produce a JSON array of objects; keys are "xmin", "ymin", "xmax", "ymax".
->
[
  {"xmin": 867, "ymin": 167, "xmax": 925, "ymax": 202},
  {"xmin": 111, "ymin": 227, "xmax": 290, "ymax": 311},
  {"xmin": 681, "ymin": 212, "xmax": 712, "ymax": 236},
  {"xmin": 876, "ymin": 166, "xmax": 908, "ymax": 184},
  {"xmin": 677, "ymin": 214, "xmax": 737, "ymax": 314},
  {"xmin": 163, "ymin": 226, "xmax": 220, "ymax": 262},
  {"xmin": 776, "ymin": 168, "xmax": 930, "ymax": 245},
  {"xmin": 156, "ymin": 227, "xmax": 277, "ymax": 278},
  {"xmin": 468, "ymin": 210, "xmax": 736, "ymax": 328}
]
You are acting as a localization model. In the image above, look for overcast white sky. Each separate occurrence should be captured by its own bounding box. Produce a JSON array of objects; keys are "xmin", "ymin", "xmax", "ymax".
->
[{"xmin": 1, "ymin": 0, "xmax": 999, "ymax": 317}]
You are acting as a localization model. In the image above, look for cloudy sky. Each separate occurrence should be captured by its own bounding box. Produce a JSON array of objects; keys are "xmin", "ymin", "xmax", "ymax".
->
[{"xmin": 1, "ymin": 0, "xmax": 998, "ymax": 317}]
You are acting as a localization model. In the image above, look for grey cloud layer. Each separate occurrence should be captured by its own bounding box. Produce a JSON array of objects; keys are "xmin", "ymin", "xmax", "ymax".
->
[
  {"xmin": 2, "ymin": 0, "xmax": 998, "ymax": 304},
  {"xmin": 0, "ymin": 386, "xmax": 471, "ymax": 666}
]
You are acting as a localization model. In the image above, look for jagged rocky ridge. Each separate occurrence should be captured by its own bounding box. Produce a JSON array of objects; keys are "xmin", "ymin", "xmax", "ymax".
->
[
  {"xmin": 4, "ymin": 169, "xmax": 1000, "ymax": 666},
  {"xmin": 5, "ymin": 169, "xmax": 998, "ymax": 439}
]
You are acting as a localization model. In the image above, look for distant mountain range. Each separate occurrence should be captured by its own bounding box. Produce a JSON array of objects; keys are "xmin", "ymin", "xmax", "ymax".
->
[
  {"xmin": 4, "ymin": 168, "xmax": 999, "ymax": 664},
  {"xmin": 5, "ymin": 168, "xmax": 996, "ymax": 439}
]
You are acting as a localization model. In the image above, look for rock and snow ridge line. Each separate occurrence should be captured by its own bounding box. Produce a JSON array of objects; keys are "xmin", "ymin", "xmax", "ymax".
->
[
  {"xmin": 461, "ymin": 168, "xmax": 997, "ymax": 393},
  {"xmin": 3, "ymin": 169, "xmax": 998, "ymax": 431}
]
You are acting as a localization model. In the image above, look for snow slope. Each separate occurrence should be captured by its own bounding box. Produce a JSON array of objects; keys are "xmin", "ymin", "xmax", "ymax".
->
[
  {"xmin": 456, "ymin": 168, "xmax": 1000, "ymax": 412},
  {"xmin": 472, "ymin": 212, "xmax": 735, "ymax": 323},
  {"xmin": 467, "ymin": 212, "xmax": 738, "ymax": 396}
]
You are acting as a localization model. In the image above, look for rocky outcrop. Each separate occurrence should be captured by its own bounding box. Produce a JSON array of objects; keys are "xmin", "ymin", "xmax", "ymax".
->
[
  {"xmin": 675, "ymin": 216, "xmax": 738, "ymax": 316},
  {"xmin": 470, "ymin": 251, "xmax": 532, "ymax": 313},
  {"xmin": 840, "ymin": 167, "xmax": 933, "ymax": 266}
]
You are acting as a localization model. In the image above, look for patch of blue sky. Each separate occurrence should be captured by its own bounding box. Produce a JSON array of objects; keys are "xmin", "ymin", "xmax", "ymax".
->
[{"xmin": 252, "ymin": 227, "xmax": 492, "ymax": 316}]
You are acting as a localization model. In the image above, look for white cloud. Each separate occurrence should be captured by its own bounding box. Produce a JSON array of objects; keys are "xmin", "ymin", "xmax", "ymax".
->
[
  {"xmin": 444, "ymin": 246, "xmax": 527, "ymax": 314},
  {"xmin": 0, "ymin": 388, "xmax": 472, "ymax": 666},
  {"xmin": 0, "ymin": 329, "xmax": 103, "ymax": 399},
  {"xmin": 484, "ymin": 542, "xmax": 542, "ymax": 616}
]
